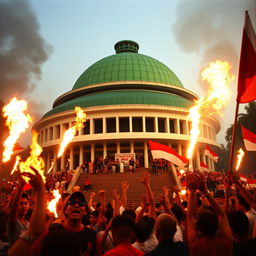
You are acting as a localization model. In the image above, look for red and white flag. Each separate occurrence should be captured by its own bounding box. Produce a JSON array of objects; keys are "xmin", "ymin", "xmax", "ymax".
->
[
  {"xmin": 200, "ymin": 161, "xmax": 208, "ymax": 171},
  {"xmin": 238, "ymin": 174, "xmax": 256, "ymax": 188},
  {"xmin": 205, "ymin": 145, "xmax": 218, "ymax": 162},
  {"xmin": 241, "ymin": 126, "xmax": 256, "ymax": 151},
  {"xmin": 148, "ymin": 141, "xmax": 188, "ymax": 167},
  {"xmin": 13, "ymin": 144, "xmax": 24, "ymax": 155},
  {"xmin": 237, "ymin": 11, "xmax": 256, "ymax": 103}
]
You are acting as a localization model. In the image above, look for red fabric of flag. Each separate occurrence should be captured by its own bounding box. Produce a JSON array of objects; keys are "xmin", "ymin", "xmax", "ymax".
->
[
  {"xmin": 148, "ymin": 141, "xmax": 188, "ymax": 167},
  {"xmin": 237, "ymin": 11, "xmax": 256, "ymax": 103},
  {"xmin": 241, "ymin": 125, "xmax": 256, "ymax": 151},
  {"xmin": 205, "ymin": 145, "xmax": 219, "ymax": 162}
]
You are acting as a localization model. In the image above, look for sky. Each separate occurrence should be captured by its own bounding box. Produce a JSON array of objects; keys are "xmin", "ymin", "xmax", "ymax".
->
[{"xmin": 0, "ymin": 0, "xmax": 256, "ymax": 147}]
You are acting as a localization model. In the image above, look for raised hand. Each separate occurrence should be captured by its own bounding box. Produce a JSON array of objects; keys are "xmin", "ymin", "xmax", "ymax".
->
[
  {"xmin": 139, "ymin": 171, "xmax": 150, "ymax": 185},
  {"xmin": 121, "ymin": 180, "xmax": 130, "ymax": 190},
  {"xmin": 98, "ymin": 190, "xmax": 105, "ymax": 198}
]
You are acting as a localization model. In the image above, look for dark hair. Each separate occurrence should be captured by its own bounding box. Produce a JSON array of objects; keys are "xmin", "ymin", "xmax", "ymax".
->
[
  {"xmin": 197, "ymin": 209, "xmax": 218, "ymax": 236},
  {"xmin": 134, "ymin": 216, "xmax": 155, "ymax": 243},
  {"xmin": 181, "ymin": 201, "xmax": 188, "ymax": 208},
  {"xmin": 228, "ymin": 210, "xmax": 249, "ymax": 238},
  {"xmin": 21, "ymin": 193, "xmax": 29, "ymax": 200},
  {"xmin": 171, "ymin": 204, "xmax": 183, "ymax": 224},
  {"xmin": 121, "ymin": 209, "xmax": 136, "ymax": 223},
  {"xmin": 91, "ymin": 210, "xmax": 100, "ymax": 218},
  {"xmin": 237, "ymin": 194, "xmax": 251, "ymax": 211}
]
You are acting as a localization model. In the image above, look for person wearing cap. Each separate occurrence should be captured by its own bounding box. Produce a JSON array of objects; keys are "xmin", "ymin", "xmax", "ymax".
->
[{"xmin": 48, "ymin": 191, "xmax": 96, "ymax": 256}]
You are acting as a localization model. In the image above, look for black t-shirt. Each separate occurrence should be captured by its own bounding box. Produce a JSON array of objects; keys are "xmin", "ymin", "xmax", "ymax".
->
[
  {"xmin": 49, "ymin": 223, "xmax": 96, "ymax": 256},
  {"xmin": 233, "ymin": 238, "xmax": 256, "ymax": 256}
]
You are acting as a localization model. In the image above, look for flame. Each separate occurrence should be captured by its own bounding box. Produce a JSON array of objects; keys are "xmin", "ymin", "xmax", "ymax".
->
[
  {"xmin": 58, "ymin": 107, "xmax": 86, "ymax": 158},
  {"xmin": 47, "ymin": 189, "xmax": 61, "ymax": 218},
  {"xmin": 180, "ymin": 189, "xmax": 187, "ymax": 196},
  {"xmin": 47, "ymin": 160, "xmax": 54, "ymax": 174},
  {"xmin": 179, "ymin": 169, "xmax": 185, "ymax": 175},
  {"xmin": 187, "ymin": 60, "xmax": 234, "ymax": 159},
  {"xmin": 19, "ymin": 131, "xmax": 45, "ymax": 183},
  {"xmin": 236, "ymin": 148, "xmax": 245, "ymax": 171},
  {"xmin": 11, "ymin": 156, "xmax": 21, "ymax": 175},
  {"xmin": 2, "ymin": 97, "xmax": 32, "ymax": 163}
]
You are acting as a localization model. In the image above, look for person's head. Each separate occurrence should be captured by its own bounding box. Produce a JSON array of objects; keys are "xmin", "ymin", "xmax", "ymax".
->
[
  {"xmin": 155, "ymin": 213, "xmax": 177, "ymax": 242},
  {"xmin": 122, "ymin": 209, "xmax": 136, "ymax": 223},
  {"xmin": 171, "ymin": 204, "xmax": 183, "ymax": 224},
  {"xmin": 134, "ymin": 216, "xmax": 155, "ymax": 243},
  {"xmin": 64, "ymin": 192, "xmax": 88, "ymax": 222},
  {"xmin": 228, "ymin": 210, "xmax": 249, "ymax": 241},
  {"xmin": 89, "ymin": 210, "xmax": 100, "ymax": 225},
  {"xmin": 196, "ymin": 209, "xmax": 218, "ymax": 237},
  {"xmin": 40, "ymin": 229, "xmax": 81, "ymax": 256},
  {"xmin": 236, "ymin": 194, "xmax": 251, "ymax": 212},
  {"xmin": 111, "ymin": 215, "xmax": 135, "ymax": 245},
  {"xmin": 17, "ymin": 193, "xmax": 29, "ymax": 218}
]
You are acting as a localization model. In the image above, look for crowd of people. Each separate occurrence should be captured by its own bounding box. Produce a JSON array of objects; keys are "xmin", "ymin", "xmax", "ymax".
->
[{"xmin": 0, "ymin": 164, "xmax": 256, "ymax": 255}]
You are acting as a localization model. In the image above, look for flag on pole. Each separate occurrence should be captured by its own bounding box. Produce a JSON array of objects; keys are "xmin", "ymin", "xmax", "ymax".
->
[
  {"xmin": 237, "ymin": 11, "xmax": 256, "ymax": 103},
  {"xmin": 200, "ymin": 161, "xmax": 208, "ymax": 171},
  {"xmin": 238, "ymin": 174, "xmax": 256, "ymax": 188},
  {"xmin": 205, "ymin": 145, "xmax": 219, "ymax": 162},
  {"xmin": 241, "ymin": 126, "xmax": 256, "ymax": 151},
  {"xmin": 148, "ymin": 141, "xmax": 188, "ymax": 167},
  {"xmin": 238, "ymin": 173, "xmax": 248, "ymax": 182}
]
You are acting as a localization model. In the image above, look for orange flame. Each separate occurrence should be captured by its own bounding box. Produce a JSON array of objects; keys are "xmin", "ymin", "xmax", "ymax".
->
[
  {"xmin": 58, "ymin": 107, "xmax": 86, "ymax": 158},
  {"xmin": 47, "ymin": 160, "xmax": 54, "ymax": 174},
  {"xmin": 47, "ymin": 189, "xmax": 61, "ymax": 218},
  {"xmin": 187, "ymin": 60, "xmax": 234, "ymax": 159},
  {"xmin": 11, "ymin": 156, "xmax": 21, "ymax": 175},
  {"xmin": 236, "ymin": 148, "xmax": 245, "ymax": 171},
  {"xmin": 19, "ymin": 131, "xmax": 45, "ymax": 183},
  {"xmin": 179, "ymin": 189, "xmax": 187, "ymax": 196},
  {"xmin": 2, "ymin": 97, "xmax": 32, "ymax": 163}
]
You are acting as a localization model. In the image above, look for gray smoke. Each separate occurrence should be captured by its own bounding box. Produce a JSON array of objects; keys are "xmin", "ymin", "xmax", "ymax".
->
[
  {"xmin": 172, "ymin": 0, "xmax": 255, "ymax": 91},
  {"xmin": 0, "ymin": 0, "xmax": 51, "ymax": 101}
]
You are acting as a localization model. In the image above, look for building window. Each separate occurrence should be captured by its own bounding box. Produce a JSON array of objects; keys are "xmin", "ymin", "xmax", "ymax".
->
[
  {"xmin": 132, "ymin": 117, "xmax": 142, "ymax": 132},
  {"xmin": 94, "ymin": 119, "xmax": 103, "ymax": 134},
  {"xmin": 158, "ymin": 118, "xmax": 166, "ymax": 133},
  {"xmin": 49, "ymin": 127, "xmax": 53, "ymax": 140},
  {"xmin": 179, "ymin": 120, "xmax": 184, "ymax": 134},
  {"xmin": 169, "ymin": 119, "xmax": 175, "ymax": 133},
  {"xmin": 146, "ymin": 117, "xmax": 155, "ymax": 132},
  {"xmin": 55, "ymin": 125, "xmax": 60, "ymax": 139},
  {"xmin": 203, "ymin": 125, "xmax": 208, "ymax": 138},
  {"xmin": 119, "ymin": 117, "xmax": 129, "ymax": 132},
  {"xmin": 44, "ymin": 129, "xmax": 48, "ymax": 142},
  {"xmin": 106, "ymin": 118, "xmax": 116, "ymax": 133},
  {"xmin": 208, "ymin": 127, "xmax": 212, "ymax": 139},
  {"xmin": 120, "ymin": 142, "xmax": 130, "ymax": 153},
  {"xmin": 83, "ymin": 120, "xmax": 90, "ymax": 135}
]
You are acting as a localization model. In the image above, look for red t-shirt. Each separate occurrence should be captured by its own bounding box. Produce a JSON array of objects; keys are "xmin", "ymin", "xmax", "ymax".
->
[{"xmin": 103, "ymin": 243, "xmax": 144, "ymax": 256}]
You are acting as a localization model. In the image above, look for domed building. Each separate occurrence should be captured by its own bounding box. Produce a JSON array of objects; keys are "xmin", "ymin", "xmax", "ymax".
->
[{"xmin": 34, "ymin": 40, "xmax": 220, "ymax": 172}]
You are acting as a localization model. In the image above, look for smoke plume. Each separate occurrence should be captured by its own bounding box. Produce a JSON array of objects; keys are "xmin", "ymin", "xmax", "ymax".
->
[
  {"xmin": 172, "ymin": 0, "xmax": 255, "ymax": 91},
  {"xmin": 0, "ymin": 0, "xmax": 51, "ymax": 101}
]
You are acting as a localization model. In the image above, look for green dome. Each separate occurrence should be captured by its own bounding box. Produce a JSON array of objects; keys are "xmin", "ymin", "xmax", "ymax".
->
[
  {"xmin": 44, "ymin": 90, "xmax": 193, "ymax": 118},
  {"xmin": 72, "ymin": 41, "xmax": 183, "ymax": 90}
]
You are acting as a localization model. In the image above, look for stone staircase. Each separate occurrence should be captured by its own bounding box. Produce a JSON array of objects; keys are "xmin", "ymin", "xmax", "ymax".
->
[{"xmin": 76, "ymin": 168, "xmax": 176, "ymax": 207}]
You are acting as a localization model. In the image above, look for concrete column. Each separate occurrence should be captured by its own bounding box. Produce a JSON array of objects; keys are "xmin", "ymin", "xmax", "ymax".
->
[
  {"xmin": 53, "ymin": 149, "xmax": 57, "ymax": 173},
  {"xmin": 189, "ymin": 159, "xmax": 193, "ymax": 171},
  {"xmin": 177, "ymin": 143, "xmax": 182, "ymax": 155},
  {"xmin": 91, "ymin": 119, "xmax": 94, "ymax": 134},
  {"xmin": 103, "ymin": 142, "xmax": 107, "ymax": 159},
  {"xmin": 144, "ymin": 141, "xmax": 149, "ymax": 168},
  {"xmin": 196, "ymin": 148, "xmax": 200, "ymax": 170},
  {"xmin": 155, "ymin": 117, "xmax": 158, "ymax": 133},
  {"xmin": 176, "ymin": 119, "xmax": 180, "ymax": 134},
  {"xmin": 91, "ymin": 144, "xmax": 95, "ymax": 162},
  {"xmin": 116, "ymin": 117, "xmax": 119, "ymax": 133},
  {"xmin": 129, "ymin": 116, "xmax": 133, "ymax": 132},
  {"xmin": 166, "ymin": 118, "xmax": 170, "ymax": 133},
  {"xmin": 117, "ymin": 142, "xmax": 121, "ymax": 154},
  {"xmin": 168, "ymin": 142, "xmax": 172, "ymax": 148},
  {"xmin": 103, "ymin": 118, "xmax": 106, "ymax": 134},
  {"xmin": 130, "ymin": 141, "xmax": 134, "ymax": 153},
  {"xmin": 70, "ymin": 147, "xmax": 74, "ymax": 170},
  {"xmin": 186, "ymin": 120, "xmax": 190, "ymax": 135},
  {"xmin": 142, "ymin": 116, "xmax": 146, "ymax": 132},
  {"xmin": 79, "ymin": 145, "xmax": 84, "ymax": 166},
  {"xmin": 46, "ymin": 152, "xmax": 51, "ymax": 171},
  {"xmin": 61, "ymin": 154, "xmax": 65, "ymax": 171}
]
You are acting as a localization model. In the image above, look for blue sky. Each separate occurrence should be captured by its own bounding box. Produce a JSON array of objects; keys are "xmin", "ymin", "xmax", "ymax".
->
[{"xmin": 3, "ymin": 0, "xmax": 255, "ymax": 146}]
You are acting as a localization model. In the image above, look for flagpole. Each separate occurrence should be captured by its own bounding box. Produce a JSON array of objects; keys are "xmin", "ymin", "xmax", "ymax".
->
[{"xmin": 225, "ymin": 101, "xmax": 240, "ymax": 211}]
